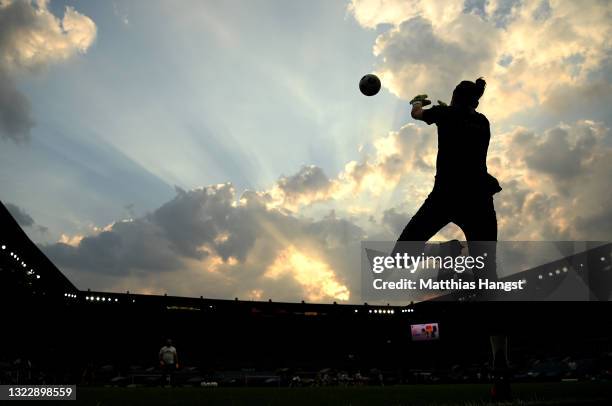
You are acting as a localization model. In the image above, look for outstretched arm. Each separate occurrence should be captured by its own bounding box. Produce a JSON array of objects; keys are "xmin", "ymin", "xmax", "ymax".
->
[{"xmin": 410, "ymin": 96, "xmax": 449, "ymax": 124}]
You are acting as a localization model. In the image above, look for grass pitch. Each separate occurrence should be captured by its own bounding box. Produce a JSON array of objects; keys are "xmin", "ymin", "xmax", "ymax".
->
[{"xmin": 44, "ymin": 382, "xmax": 610, "ymax": 406}]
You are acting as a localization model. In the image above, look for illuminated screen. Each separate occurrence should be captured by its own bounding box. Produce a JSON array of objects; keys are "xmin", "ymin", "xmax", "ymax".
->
[{"xmin": 410, "ymin": 323, "xmax": 440, "ymax": 341}]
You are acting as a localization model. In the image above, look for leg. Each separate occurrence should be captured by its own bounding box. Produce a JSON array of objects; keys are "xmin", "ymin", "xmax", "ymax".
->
[
  {"xmin": 392, "ymin": 194, "xmax": 450, "ymax": 256},
  {"xmin": 455, "ymin": 197, "xmax": 510, "ymax": 398},
  {"xmin": 397, "ymin": 194, "xmax": 451, "ymax": 242},
  {"xmin": 454, "ymin": 196, "xmax": 498, "ymax": 281},
  {"xmin": 490, "ymin": 335, "xmax": 508, "ymax": 370},
  {"xmin": 490, "ymin": 334, "xmax": 512, "ymax": 399}
]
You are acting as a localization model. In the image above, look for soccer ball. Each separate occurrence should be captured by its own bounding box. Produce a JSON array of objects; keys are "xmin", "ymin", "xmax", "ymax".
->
[{"xmin": 359, "ymin": 74, "xmax": 381, "ymax": 96}]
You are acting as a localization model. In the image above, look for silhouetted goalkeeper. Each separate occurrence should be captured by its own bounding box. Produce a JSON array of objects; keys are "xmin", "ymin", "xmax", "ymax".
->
[
  {"xmin": 397, "ymin": 77, "xmax": 501, "ymax": 253},
  {"xmin": 397, "ymin": 78, "xmax": 510, "ymax": 399}
]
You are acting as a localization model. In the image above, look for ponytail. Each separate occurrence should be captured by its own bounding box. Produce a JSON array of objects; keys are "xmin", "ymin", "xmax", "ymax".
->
[{"xmin": 474, "ymin": 77, "xmax": 486, "ymax": 100}]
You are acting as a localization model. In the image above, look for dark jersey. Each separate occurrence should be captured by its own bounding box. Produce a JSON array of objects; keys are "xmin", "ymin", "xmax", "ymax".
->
[{"xmin": 422, "ymin": 105, "xmax": 500, "ymax": 195}]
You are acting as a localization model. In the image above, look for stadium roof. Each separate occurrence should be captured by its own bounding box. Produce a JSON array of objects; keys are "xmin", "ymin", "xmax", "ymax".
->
[{"xmin": 0, "ymin": 200, "xmax": 77, "ymax": 295}]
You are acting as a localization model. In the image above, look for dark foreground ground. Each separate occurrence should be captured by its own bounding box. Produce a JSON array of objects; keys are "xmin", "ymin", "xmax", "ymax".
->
[{"xmin": 37, "ymin": 382, "xmax": 611, "ymax": 406}]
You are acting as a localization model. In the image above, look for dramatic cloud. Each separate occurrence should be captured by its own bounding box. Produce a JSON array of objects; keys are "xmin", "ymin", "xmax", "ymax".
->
[
  {"xmin": 348, "ymin": 0, "xmax": 612, "ymax": 122},
  {"xmin": 0, "ymin": 0, "xmax": 96, "ymax": 142},
  {"xmin": 43, "ymin": 184, "xmax": 364, "ymax": 302},
  {"xmin": 261, "ymin": 123, "xmax": 436, "ymax": 216},
  {"xmin": 372, "ymin": 14, "xmax": 498, "ymax": 108},
  {"xmin": 491, "ymin": 120, "xmax": 612, "ymax": 240},
  {"xmin": 268, "ymin": 165, "xmax": 335, "ymax": 210},
  {"xmin": 265, "ymin": 246, "xmax": 350, "ymax": 301},
  {"xmin": 348, "ymin": 0, "xmax": 465, "ymax": 29}
]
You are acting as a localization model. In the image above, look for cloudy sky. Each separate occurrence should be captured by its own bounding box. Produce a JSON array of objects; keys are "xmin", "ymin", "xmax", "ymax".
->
[{"xmin": 1, "ymin": 0, "xmax": 611, "ymax": 303}]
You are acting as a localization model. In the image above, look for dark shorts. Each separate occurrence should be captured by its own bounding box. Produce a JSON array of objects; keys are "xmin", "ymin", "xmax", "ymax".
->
[
  {"xmin": 395, "ymin": 189, "xmax": 498, "ymax": 280},
  {"xmin": 398, "ymin": 189, "xmax": 497, "ymax": 242},
  {"xmin": 161, "ymin": 363, "xmax": 176, "ymax": 374}
]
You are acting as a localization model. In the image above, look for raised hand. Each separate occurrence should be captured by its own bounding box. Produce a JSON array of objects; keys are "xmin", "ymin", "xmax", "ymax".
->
[{"xmin": 410, "ymin": 94, "xmax": 431, "ymax": 107}]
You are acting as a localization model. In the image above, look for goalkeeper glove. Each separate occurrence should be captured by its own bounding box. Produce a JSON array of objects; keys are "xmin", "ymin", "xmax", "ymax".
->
[{"xmin": 410, "ymin": 94, "xmax": 431, "ymax": 107}]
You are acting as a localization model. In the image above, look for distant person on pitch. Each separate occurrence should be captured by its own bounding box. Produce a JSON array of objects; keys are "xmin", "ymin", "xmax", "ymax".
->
[{"xmin": 159, "ymin": 339, "xmax": 179, "ymax": 386}]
